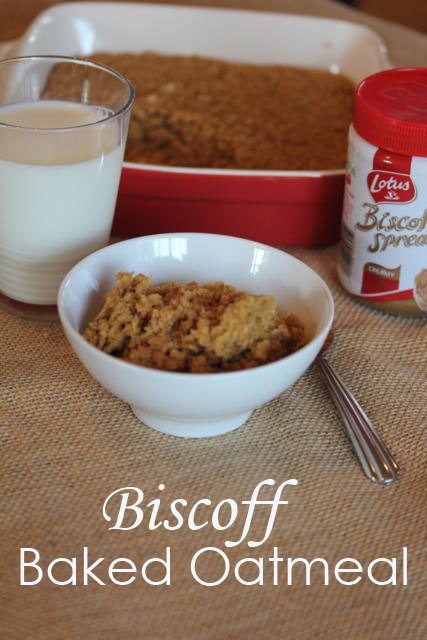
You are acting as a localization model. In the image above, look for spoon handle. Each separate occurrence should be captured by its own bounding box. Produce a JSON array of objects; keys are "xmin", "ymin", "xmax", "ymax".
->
[{"xmin": 316, "ymin": 355, "xmax": 399, "ymax": 485}]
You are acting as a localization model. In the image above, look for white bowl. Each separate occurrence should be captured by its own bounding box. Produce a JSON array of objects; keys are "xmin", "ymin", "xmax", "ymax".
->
[{"xmin": 58, "ymin": 234, "xmax": 334, "ymax": 438}]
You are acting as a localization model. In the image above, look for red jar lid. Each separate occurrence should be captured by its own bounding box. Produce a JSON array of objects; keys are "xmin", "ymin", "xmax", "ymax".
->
[{"xmin": 353, "ymin": 67, "xmax": 427, "ymax": 157}]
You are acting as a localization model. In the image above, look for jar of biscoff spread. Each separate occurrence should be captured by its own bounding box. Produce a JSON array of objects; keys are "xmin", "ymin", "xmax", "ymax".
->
[{"xmin": 338, "ymin": 68, "xmax": 427, "ymax": 316}]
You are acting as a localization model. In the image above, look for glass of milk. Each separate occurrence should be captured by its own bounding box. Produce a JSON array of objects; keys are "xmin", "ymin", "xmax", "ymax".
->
[{"xmin": 0, "ymin": 56, "xmax": 134, "ymax": 319}]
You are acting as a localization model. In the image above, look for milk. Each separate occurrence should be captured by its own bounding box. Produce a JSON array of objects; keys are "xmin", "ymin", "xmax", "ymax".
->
[{"xmin": 0, "ymin": 101, "xmax": 124, "ymax": 305}]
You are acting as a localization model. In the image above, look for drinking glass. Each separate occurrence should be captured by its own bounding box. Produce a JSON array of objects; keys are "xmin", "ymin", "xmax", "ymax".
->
[{"xmin": 0, "ymin": 56, "xmax": 134, "ymax": 319}]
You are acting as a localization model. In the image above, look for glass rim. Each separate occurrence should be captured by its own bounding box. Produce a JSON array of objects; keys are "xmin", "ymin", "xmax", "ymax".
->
[{"xmin": 0, "ymin": 55, "xmax": 135, "ymax": 132}]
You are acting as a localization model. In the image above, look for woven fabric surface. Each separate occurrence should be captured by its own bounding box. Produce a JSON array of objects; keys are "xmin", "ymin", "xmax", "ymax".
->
[{"xmin": 1, "ymin": 245, "xmax": 426, "ymax": 639}]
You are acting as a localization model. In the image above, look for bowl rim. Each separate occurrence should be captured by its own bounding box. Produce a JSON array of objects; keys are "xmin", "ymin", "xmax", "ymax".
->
[{"xmin": 57, "ymin": 232, "xmax": 335, "ymax": 379}]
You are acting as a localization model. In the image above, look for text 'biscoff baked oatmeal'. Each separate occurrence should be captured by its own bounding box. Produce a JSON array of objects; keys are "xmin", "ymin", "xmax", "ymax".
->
[
  {"xmin": 74, "ymin": 52, "xmax": 352, "ymax": 170},
  {"xmin": 83, "ymin": 273, "xmax": 306, "ymax": 373}
]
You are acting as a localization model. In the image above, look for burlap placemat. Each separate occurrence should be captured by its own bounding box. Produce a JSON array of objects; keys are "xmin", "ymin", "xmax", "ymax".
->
[{"xmin": 1, "ymin": 245, "xmax": 426, "ymax": 639}]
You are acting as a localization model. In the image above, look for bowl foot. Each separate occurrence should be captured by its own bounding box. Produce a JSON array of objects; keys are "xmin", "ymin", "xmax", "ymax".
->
[{"xmin": 131, "ymin": 407, "xmax": 252, "ymax": 438}]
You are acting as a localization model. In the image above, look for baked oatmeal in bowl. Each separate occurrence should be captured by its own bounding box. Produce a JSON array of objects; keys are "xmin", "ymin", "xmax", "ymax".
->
[
  {"xmin": 83, "ymin": 275, "xmax": 307, "ymax": 373},
  {"xmin": 58, "ymin": 233, "xmax": 334, "ymax": 437}
]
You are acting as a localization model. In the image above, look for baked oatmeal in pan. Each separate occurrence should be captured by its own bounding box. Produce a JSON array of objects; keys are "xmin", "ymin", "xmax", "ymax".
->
[{"xmin": 46, "ymin": 52, "xmax": 354, "ymax": 171}]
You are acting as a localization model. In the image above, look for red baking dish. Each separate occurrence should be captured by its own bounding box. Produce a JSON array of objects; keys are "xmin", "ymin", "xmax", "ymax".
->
[
  {"xmin": 115, "ymin": 167, "xmax": 345, "ymax": 245},
  {"xmin": 6, "ymin": 2, "xmax": 390, "ymax": 246}
]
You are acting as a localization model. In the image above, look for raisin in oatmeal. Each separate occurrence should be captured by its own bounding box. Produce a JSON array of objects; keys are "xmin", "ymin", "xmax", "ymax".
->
[{"xmin": 83, "ymin": 273, "xmax": 306, "ymax": 373}]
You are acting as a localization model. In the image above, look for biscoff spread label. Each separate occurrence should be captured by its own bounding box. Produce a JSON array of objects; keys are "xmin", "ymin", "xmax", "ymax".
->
[{"xmin": 338, "ymin": 127, "xmax": 427, "ymax": 313}]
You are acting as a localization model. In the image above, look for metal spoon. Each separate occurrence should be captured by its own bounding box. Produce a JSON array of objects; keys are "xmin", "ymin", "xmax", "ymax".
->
[{"xmin": 317, "ymin": 331, "xmax": 399, "ymax": 485}]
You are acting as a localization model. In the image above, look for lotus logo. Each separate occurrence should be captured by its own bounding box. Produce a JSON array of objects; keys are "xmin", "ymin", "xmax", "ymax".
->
[{"xmin": 367, "ymin": 171, "xmax": 416, "ymax": 204}]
